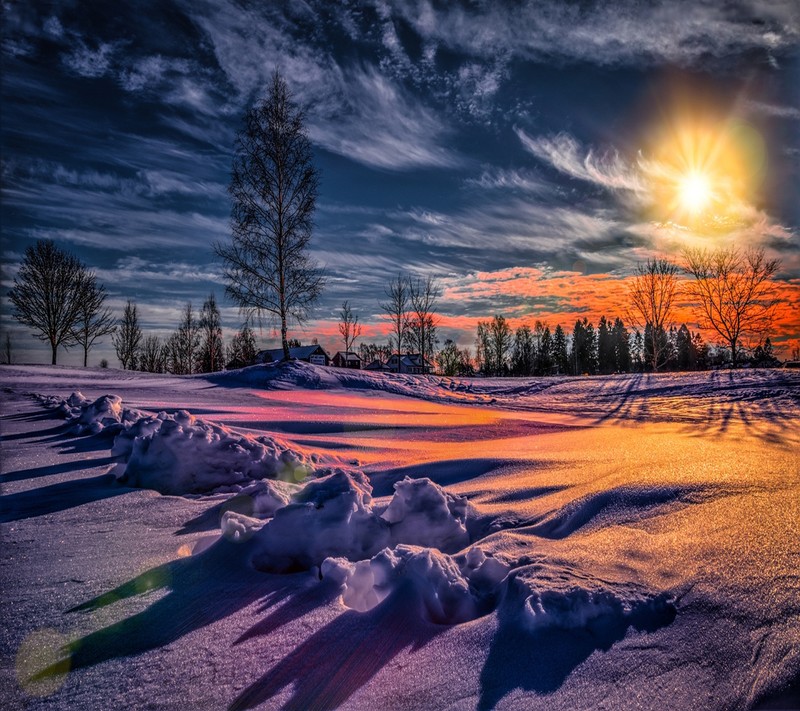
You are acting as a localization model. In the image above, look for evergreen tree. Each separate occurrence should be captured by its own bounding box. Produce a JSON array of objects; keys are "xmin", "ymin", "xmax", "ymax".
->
[
  {"xmin": 537, "ymin": 324, "xmax": 553, "ymax": 375},
  {"xmin": 552, "ymin": 324, "xmax": 569, "ymax": 374},
  {"xmin": 511, "ymin": 325, "xmax": 535, "ymax": 376},
  {"xmin": 227, "ymin": 326, "xmax": 258, "ymax": 368},
  {"xmin": 675, "ymin": 324, "xmax": 692, "ymax": 371},
  {"xmin": 597, "ymin": 316, "xmax": 614, "ymax": 374},
  {"xmin": 612, "ymin": 317, "xmax": 630, "ymax": 373}
]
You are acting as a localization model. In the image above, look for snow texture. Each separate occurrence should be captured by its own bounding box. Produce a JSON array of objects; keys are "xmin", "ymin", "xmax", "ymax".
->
[
  {"xmin": 249, "ymin": 471, "xmax": 474, "ymax": 573},
  {"xmin": 110, "ymin": 409, "xmax": 313, "ymax": 495}
]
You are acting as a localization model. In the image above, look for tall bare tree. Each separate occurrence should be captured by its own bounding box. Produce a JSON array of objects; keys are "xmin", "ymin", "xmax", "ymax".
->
[
  {"xmin": 168, "ymin": 302, "xmax": 201, "ymax": 375},
  {"xmin": 683, "ymin": 246, "xmax": 780, "ymax": 367},
  {"xmin": 338, "ymin": 300, "xmax": 362, "ymax": 354},
  {"xmin": 380, "ymin": 274, "xmax": 409, "ymax": 364},
  {"xmin": 113, "ymin": 300, "xmax": 142, "ymax": 370},
  {"xmin": 198, "ymin": 293, "xmax": 224, "ymax": 373},
  {"xmin": 627, "ymin": 258, "xmax": 679, "ymax": 372},
  {"xmin": 72, "ymin": 272, "xmax": 116, "ymax": 367},
  {"xmin": 216, "ymin": 71, "xmax": 324, "ymax": 362},
  {"xmin": 8, "ymin": 239, "xmax": 86, "ymax": 365},
  {"xmin": 408, "ymin": 275, "xmax": 441, "ymax": 368}
]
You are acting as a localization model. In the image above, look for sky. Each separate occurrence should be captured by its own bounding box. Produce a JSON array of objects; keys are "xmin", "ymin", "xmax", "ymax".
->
[{"xmin": 2, "ymin": 0, "xmax": 799, "ymax": 365}]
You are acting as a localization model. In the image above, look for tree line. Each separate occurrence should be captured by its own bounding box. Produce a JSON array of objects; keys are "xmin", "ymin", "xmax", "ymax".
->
[{"xmin": 5, "ymin": 71, "xmax": 786, "ymax": 373}]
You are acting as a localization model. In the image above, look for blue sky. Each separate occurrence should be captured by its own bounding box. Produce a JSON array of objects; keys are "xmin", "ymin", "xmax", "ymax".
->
[{"xmin": 3, "ymin": 1, "xmax": 799, "ymax": 365}]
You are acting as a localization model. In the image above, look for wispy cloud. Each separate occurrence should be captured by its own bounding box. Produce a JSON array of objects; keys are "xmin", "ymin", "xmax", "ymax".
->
[
  {"xmin": 516, "ymin": 129, "xmax": 646, "ymax": 195},
  {"xmin": 390, "ymin": 0, "xmax": 799, "ymax": 67},
  {"xmin": 744, "ymin": 100, "xmax": 800, "ymax": 121}
]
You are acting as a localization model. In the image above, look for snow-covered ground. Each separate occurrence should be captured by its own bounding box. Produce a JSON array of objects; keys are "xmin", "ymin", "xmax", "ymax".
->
[{"xmin": 1, "ymin": 363, "xmax": 799, "ymax": 710}]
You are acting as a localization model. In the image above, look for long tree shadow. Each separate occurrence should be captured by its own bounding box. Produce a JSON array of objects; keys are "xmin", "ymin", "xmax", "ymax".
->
[
  {"xmin": 31, "ymin": 539, "xmax": 305, "ymax": 681},
  {"xmin": 229, "ymin": 580, "xmax": 444, "ymax": 711},
  {"xmin": 0, "ymin": 455, "xmax": 117, "ymax": 484},
  {"xmin": 0, "ymin": 473, "xmax": 130, "ymax": 522},
  {"xmin": 478, "ymin": 578, "xmax": 676, "ymax": 710},
  {"xmin": 592, "ymin": 371, "xmax": 799, "ymax": 445}
]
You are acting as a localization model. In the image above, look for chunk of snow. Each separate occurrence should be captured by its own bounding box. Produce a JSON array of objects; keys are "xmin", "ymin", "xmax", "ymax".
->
[
  {"xmin": 382, "ymin": 476, "xmax": 470, "ymax": 553},
  {"xmin": 250, "ymin": 471, "xmax": 478, "ymax": 573},
  {"xmin": 111, "ymin": 408, "xmax": 313, "ymax": 495},
  {"xmin": 322, "ymin": 544, "xmax": 509, "ymax": 624},
  {"xmin": 221, "ymin": 511, "xmax": 263, "ymax": 542}
]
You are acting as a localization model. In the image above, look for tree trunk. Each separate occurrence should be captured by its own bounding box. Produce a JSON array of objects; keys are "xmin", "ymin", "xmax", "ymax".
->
[
  {"xmin": 51, "ymin": 343, "xmax": 57, "ymax": 365},
  {"xmin": 731, "ymin": 339, "xmax": 738, "ymax": 368},
  {"xmin": 281, "ymin": 314, "xmax": 289, "ymax": 361},
  {"xmin": 83, "ymin": 346, "xmax": 89, "ymax": 367}
]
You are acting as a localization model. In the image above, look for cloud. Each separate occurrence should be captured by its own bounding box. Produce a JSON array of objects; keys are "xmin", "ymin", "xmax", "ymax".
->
[
  {"xmin": 464, "ymin": 168, "xmax": 550, "ymax": 194},
  {"xmin": 63, "ymin": 41, "xmax": 118, "ymax": 78},
  {"xmin": 744, "ymin": 100, "xmax": 800, "ymax": 121},
  {"xmin": 181, "ymin": 1, "xmax": 460, "ymax": 170},
  {"xmin": 307, "ymin": 64, "xmax": 460, "ymax": 170},
  {"xmin": 516, "ymin": 129, "xmax": 646, "ymax": 195},
  {"xmin": 389, "ymin": 0, "xmax": 800, "ymax": 67}
]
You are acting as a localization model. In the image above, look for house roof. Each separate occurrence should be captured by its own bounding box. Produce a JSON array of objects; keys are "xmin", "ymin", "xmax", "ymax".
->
[
  {"xmin": 257, "ymin": 345, "xmax": 328, "ymax": 361},
  {"xmin": 388, "ymin": 353, "xmax": 432, "ymax": 367},
  {"xmin": 334, "ymin": 351, "xmax": 361, "ymax": 361}
]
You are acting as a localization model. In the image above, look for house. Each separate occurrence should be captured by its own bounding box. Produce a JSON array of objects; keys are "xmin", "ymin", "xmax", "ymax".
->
[
  {"xmin": 255, "ymin": 344, "xmax": 330, "ymax": 366},
  {"xmin": 332, "ymin": 351, "xmax": 361, "ymax": 369},
  {"xmin": 386, "ymin": 353, "xmax": 433, "ymax": 374},
  {"xmin": 363, "ymin": 359, "xmax": 392, "ymax": 372}
]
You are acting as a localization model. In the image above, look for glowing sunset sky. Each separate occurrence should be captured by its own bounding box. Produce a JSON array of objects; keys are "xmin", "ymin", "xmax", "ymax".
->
[{"xmin": 2, "ymin": 2, "xmax": 799, "ymax": 363}]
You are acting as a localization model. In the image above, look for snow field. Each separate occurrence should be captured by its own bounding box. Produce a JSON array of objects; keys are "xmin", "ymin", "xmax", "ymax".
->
[{"xmin": 40, "ymin": 389, "xmax": 679, "ymax": 632}]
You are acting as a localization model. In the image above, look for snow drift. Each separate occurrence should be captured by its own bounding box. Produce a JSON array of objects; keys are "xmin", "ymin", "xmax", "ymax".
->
[
  {"xmin": 247, "ymin": 471, "xmax": 474, "ymax": 573},
  {"xmin": 111, "ymin": 409, "xmax": 314, "ymax": 495}
]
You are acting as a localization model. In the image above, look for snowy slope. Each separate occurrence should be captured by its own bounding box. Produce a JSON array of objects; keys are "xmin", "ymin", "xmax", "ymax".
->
[{"xmin": 1, "ymin": 363, "xmax": 799, "ymax": 710}]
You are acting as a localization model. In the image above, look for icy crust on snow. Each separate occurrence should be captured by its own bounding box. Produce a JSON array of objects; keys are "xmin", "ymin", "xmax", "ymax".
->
[
  {"xmin": 37, "ymin": 391, "xmax": 144, "ymax": 434},
  {"xmin": 111, "ymin": 409, "xmax": 314, "ymax": 495},
  {"xmin": 248, "ymin": 471, "xmax": 472, "ymax": 572}
]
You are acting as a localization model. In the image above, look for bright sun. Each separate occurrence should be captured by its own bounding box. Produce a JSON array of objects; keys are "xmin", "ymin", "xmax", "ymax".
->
[{"xmin": 678, "ymin": 172, "xmax": 713, "ymax": 214}]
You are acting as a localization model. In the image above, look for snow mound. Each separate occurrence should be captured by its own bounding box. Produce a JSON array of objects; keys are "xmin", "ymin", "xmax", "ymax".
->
[
  {"xmin": 249, "ymin": 472, "xmax": 476, "ymax": 573},
  {"xmin": 38, "ymin": 391, "xmax": 143, "ymax": 434},
  {"xmin": 382, "ymin": 476, "xmax": 469, "ymax": 552},
  {"xmin": 213, "ymin": 361, "xmax": 495, "ymax": 404},
  {"xmin": 322, "ymin": 544, "xmax": 509, "ymax": 624},
  {"xmin": 111, "ymin": 409, "xmax": 313, "ymax": 495}
]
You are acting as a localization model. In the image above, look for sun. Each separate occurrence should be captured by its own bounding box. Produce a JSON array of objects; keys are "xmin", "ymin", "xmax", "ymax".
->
[{"xmin": 677, "ymin": 171, "xmax": 713, "ymax": 214}]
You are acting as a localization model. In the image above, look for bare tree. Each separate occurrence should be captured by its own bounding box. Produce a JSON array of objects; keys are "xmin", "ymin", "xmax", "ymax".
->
[
  {"xmin": 627, "ymin": 258, "xmax": 679, "ymax": 372},
  {"xmin": 1, "ymin": 331, "xmax": 12, "ymax": 364},
  {"xmin": 380, "ymin": 274, "xmax": 409, "ymax": 365},
  {"xmin": 198, "ymin": 293, "xmax": 224, "ymax": 373},
  {"xmin": 338, "ymin": 300, "xmax": 363, "ymax": 354},
  {"xmin": 113, "ymin": 300, "xmax": 142, "ymax": 370},
  {"xmin": 7, "ymin": 239, "xmax": 86, "ymax": 365},
  {"xmin": 216, "ymin": 71, "xmax": 324, "ymax": 362},
  {"xmin": 72, "ymin": 272, "xmax": 116, "ymax": 367},
  {"xmin": 139, "ymin": 335, "xmax": 166, "ymax": 373},
  {"xmin": 683, "ymin": 246, "xmax": 780, "ymax": 367},
  {"xmin": 408, "ymin": 275, "xmax": 441, "ymax": 368},
  {"xmin": 168, "ymin": 302, "xmax": 201, "ymax": 375}
]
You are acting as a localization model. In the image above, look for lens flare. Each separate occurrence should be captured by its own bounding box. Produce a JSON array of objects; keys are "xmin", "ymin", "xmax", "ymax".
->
[{"xmin": 640, "ymin": 92, "xmax": 767, "ymax": 232}]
